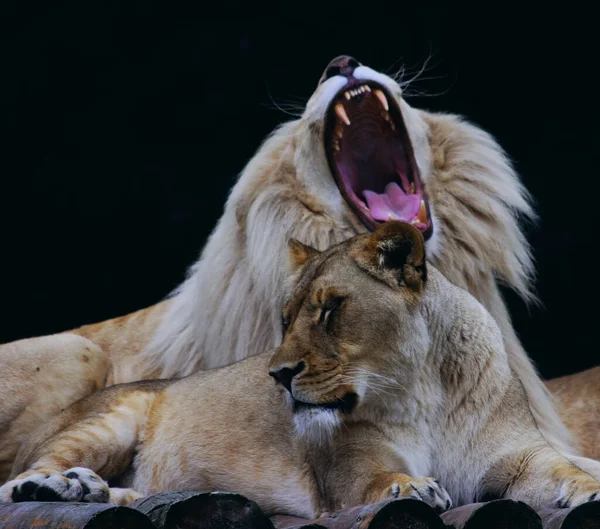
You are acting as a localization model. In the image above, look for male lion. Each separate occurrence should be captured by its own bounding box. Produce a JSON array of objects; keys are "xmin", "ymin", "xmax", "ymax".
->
[
  {"xmin": 1, "ymin": 223, "xmax": 599, "ymax": 517},
  {"xmin": 0, "ymin": 56, "xmax": 597, "ymax": 481}
]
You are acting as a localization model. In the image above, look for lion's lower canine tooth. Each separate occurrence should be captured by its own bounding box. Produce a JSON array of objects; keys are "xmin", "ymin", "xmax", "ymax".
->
[{"xmin": 417, "ymin": 200, "xmax": 427, "ymax": 223}]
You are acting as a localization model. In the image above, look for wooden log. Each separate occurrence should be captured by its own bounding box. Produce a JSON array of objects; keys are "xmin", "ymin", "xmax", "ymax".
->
[
  {"xmin": 271, "ymin": 518, "xmax": 327, "ymax": 529},
  {"xmin": 130, "ymin": 490, "xmax": 275, "ymax": 529},
  {"xmin": 271, "ymin": 514, "xmax": 325, "ymax": 528},
  {"xmin": 272, "ymin": 498, "xmax": 445, "ymax": 528},
  {"xmin": 0, "ymin": 502, "xmax": 155, "ymax": 529},
  {"xmin": 271, "ymin": 514, "xmax": 312, "ymax": 527},
  {"xmin": 441, "ymin": 500, "xmax": 541, "ymax": 529},
  {"xmin": 538, "ymin": 501, "xmax": 600, "ymax": 529}
]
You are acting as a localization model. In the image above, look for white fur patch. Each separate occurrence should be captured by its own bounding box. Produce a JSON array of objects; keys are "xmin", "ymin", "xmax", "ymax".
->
[
  {"xmin": 64, "ymin": 467, "xmax": 110, "ymax": 503},
  {"xmin": 292, "ymin": 408, "xmax": 341, "ymax": 445},
  {"xmin": 424, "ymin": 209, "xmax": 441, "ymax": 260},
  {"xmin": 305, "ymin": 76, "xmax": 348, "ymax": 119},
  {"xmin": 354, "ymin": 66, "xmax": 403, "ymax": 97}
]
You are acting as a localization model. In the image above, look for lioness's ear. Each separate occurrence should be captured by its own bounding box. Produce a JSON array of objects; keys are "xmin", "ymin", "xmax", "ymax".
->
[
  {"xmin": 356, "ymin": 221, "xmax": 427, "ymax": 291},
  {"xmin": 288, "ymin": 239, "xmax": 320, "ymax": 273}
]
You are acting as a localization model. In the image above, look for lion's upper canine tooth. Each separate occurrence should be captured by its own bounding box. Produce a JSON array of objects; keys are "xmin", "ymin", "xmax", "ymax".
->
[
  {"xmin": 417, "ymin": 200, "xmax": 427, "ymax": 223},
  {"xmin": 344, "ymin": 91, "xmax": 351, "ymax": 100},
  {"xmin": 335, "ymin": 103, "xmax": 351, "ymax": 126},
  {"xmin": 365, "ymin": 85, "xmax": 371, "ymax": 92},
  {"xmin": 373, "ymin": 89, "xmax": 389, "ymax": 111}
]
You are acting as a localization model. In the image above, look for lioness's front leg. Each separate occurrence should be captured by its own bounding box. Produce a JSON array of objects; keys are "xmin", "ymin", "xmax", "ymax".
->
[
  {"xmin": 487, "ymin": 444, "xmax": 600, "ymax": 509},
  {"xmin": 323, "ymin": 429, "xmax": 452, "ymax": 513},
  {"xmin": 0, "ymin": 381, "xmax": 167, "ymax": 504},
  {"xmin": 362, "ymin": 471, "xmax": 451, "ymax": 512}
]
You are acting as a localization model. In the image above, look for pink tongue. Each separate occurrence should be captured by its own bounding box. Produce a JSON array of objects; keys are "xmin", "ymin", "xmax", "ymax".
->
[{"xmin": 363, "ymin": 183, "xmax": 421, "ymax": 222}]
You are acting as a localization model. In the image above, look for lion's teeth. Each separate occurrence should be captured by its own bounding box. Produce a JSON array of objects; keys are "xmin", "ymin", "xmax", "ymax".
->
[
  {"xmin": 365, "ymin": 85, "xmax": 371, "ymax": 92},
  {"xmin": 373, "ymin": 89, "xmax": 389, "ymax": 111},
  {"xmin": 335, "ymin": 103, "xmax": 351, "ymax": 126},
  {"xmin": 344, "ymin": 91, "xmax": 351, "ymax": 100},
  {"xmin": 409, "ymin": 182, "xmax": 415, "ymax": 194},
  {"xmin": 417, "ymin": 200, "xmax": 427, "ymax": 223}
]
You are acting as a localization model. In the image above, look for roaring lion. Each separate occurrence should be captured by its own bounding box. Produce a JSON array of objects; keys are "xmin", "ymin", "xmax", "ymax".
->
[
  {"xmin": 0, "ymin": 56, "xmax": 597, "ymax": 481},
  {"xmin": 2, "ymin": 223, "xmax": 599, "ymax": 516}
]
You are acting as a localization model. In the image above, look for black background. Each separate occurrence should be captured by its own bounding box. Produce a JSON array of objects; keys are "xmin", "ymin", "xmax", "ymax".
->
[{"xmin": 2, "ymin": 4, "xmax": 598, "ymax": 379}]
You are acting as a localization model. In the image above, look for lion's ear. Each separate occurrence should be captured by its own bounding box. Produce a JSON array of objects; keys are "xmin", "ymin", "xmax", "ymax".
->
[
  {"xmin": 288, "ymin": 239, "xmax": 320, "ymax": 273},
  {"xmin": 357, "ymin": 221, "xmax": 427, "ymax": 292}
]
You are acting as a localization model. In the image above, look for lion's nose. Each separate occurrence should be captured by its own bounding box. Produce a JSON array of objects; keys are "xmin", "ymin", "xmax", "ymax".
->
[
  {"xmin": 322, "ymin": 55, "xmax": 361, "ymax": 81},
  {"xmin": 269, "ymin": 361, "xmax": 306, "ymax": 393}
]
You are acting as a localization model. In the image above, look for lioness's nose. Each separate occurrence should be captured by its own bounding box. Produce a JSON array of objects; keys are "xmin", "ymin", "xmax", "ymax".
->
[
  {"xmin": 322, "ymin": 56, "xmax": 360, "ymax": 81},
  {"xmin": 269, "ymin": 361, "xmax": 305, "ymax": 393}
]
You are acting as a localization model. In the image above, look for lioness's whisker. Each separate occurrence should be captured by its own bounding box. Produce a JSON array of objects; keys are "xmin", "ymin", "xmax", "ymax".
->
[{"xmin": 344, "ymin": 368, "xmax": 419, "ymax": 402}]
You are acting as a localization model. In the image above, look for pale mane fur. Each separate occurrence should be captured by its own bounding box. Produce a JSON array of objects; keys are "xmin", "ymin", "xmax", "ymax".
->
[
  {"xmin": 141, "ymin": 66, "xmax": 574, "ymax": 454},
  {"xmin": 3, "ymin": 230, "xmax": 599, "ymax": 514}
]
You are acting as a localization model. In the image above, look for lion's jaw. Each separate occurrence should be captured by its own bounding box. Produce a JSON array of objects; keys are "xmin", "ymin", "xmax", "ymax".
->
[{"xmin": 297, "ymin": 64, "xmax": 438, "ymax": 251}]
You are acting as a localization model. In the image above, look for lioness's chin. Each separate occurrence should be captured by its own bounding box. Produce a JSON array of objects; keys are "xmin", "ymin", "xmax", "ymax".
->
[{"xmin": 292, "ymin": 407, "xmax": 342, "ymax": 443}]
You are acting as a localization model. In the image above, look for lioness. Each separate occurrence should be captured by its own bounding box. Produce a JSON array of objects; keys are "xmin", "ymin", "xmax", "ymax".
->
[
  {"xmin": 1, "ymin": 56, "xmax": 598, "ymax": 480},
  {"xmin": 1, "ymin": 222, "xmax": 599, "ymax": 516}
]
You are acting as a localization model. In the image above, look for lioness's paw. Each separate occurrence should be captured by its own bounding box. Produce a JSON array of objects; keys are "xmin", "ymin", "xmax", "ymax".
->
[
  {"xmin": 555, "ymin": 481, "xmax": 600, "ymax": 509},
  {"xmin": 0, "ymin": 467, "xmax": 109, "ymax": 503},
  {"xmin": 108, "ymin": 487, "xmax": 145, "ymax": 505},
  {"xmin": 392, "ymin": 477, "xmax": 452, "ymax": 513},
  {"xmin": 63, "ymin": 467, "xmax": 110, "ymax": 502}
]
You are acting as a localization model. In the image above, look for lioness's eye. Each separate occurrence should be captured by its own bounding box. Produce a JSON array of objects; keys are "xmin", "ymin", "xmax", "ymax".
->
[
  {"xmin": 281, "ymin": 315, "xmax": 291, "ymax": 336},
  {"xmin": 319, "ymin": 297, "xmax": 345, "ymax": 328}
]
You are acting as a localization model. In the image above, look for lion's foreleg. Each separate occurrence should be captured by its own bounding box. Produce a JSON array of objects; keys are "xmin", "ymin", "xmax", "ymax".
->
[
  {"xmin": 1, "ymin": 386, "xmax": 159, "ymax": 504},
  {"xmin": 0, "ymin": 333, "xmax": 110, "ymax": 482}
]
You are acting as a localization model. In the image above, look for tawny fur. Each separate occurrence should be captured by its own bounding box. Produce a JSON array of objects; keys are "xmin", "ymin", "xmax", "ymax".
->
[
  {"xmin": 0, "ymin": 61, "xmax": 598, "ymax": 482},
  {"xmin": 2, "ymin": 225, "xmax": 599, "ymax": 515}
]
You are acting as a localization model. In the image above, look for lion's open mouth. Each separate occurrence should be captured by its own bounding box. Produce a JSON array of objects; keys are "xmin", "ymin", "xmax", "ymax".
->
[{"xmin": 324, "ymin": 82, "xmax": 433, "ymax": 239}]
